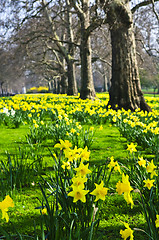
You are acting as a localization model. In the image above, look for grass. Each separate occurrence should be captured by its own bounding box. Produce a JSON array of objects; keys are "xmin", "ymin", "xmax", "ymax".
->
[
  {"xmin": 0, "ymin": 92, "xmax": 158, "ymax": 239},
  {"xmin": 0, "ymin": 122, "xmax": 149, "ymax": 239}
]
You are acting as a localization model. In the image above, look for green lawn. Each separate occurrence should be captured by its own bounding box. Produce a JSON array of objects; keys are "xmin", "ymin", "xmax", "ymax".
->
[{"xmin": 0, "ymin": 123, "xmax": 149, "ymax": 239}]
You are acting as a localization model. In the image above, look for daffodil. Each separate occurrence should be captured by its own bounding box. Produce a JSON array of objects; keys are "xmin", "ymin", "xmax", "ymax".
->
[
  {"xmin": 116, "ymin": 174, "xmax": 134, "ymax": 208},
  {"xmin": 127, "ymin": 142, "xmax": 137, "ymax": 154},
  {"xmin": 34, "ymin": 123, "xmax": 39, "ymax": 128},
  {"xmin": 68, "ymin": 185, "xmax": 89, "ymax": 203},
  {"xmin": 120, "ymin": 222, "xmax": 134, "ymax": 240},
  {"xmin": 54, "ymin": 139, "xmax": 72, "ymax": 150},
  {"xmin": 42, "ymin": 208, "xmax": 47, "ymax": 215},
  {"xmin": 79, "ymin": 146, "xmax": 90, "ymax": 161},
  {"xmin": 116, "ymin": 174, "xmax": 133, "ymax": 194},
  {"xmin": 0, "ymin": 195, "xmax": 14, "ymax": 222},
  {"xmin": 155, "ymin": 215, "xmax": 159, "ymax": 228},
  {"xmin": 61, "ymin": 161, "xmax": 71, "ymax": 170},
  {"xmin": 138, "ymin": 156, "xmax": 146, "ymax": 168},
  {"xmin": 99, "ymin": 125, "xmax": 103, "ymax": 130},
  {"xmin": 124, "ymin": 192, "xmax": 134, "ymax": 209},
  {"xmin": 70, "ymin": 128, "xmax": 76, "ymax": 134},
  {"xmin": 71, "ymin": 175, "xmax": 87, "ymax": 188},
  {"xmin": 146, "ymin": 160, "xmax": 157, "ymax": 178},
  {"xmin": 90, "ymin": 181, "xmax": 108, "ymax": 201},
  {"xmin": 75, "ymin": 162, "xmax": 91, "ymax": 177},
  {"xmin": 143, "ymin": 178, "xmax": 155, "ymax": 190},
  {"xmin": 108, "ymin": 156, "xmax": 116, "ymax": 169},
  {"xmin": 108, "ymin": 156, "xmax": 121, "ymax": 174}
]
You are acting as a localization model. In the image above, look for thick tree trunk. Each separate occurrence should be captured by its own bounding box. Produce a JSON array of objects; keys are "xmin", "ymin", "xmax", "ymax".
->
[
  {"xmin": 106, "ymin": 1, "xmax": 151, "ymax": 111},
  {"xmin": 79, "ymin": 0, "xmax": 96, "ymax": 100}
]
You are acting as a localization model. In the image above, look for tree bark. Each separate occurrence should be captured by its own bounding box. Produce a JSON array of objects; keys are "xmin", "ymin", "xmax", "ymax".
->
[
  {"xmin": 70, "ymin": 0, "xmax": 96, "ymax": 99},
  {"xmin": 79, "ymin": 0, "xmax": 96, "ymax": 99},
  {"xmin": 66, "ymin": 0, "xmax": 78, "ymax": 95},
  {"xmin": 61, "ymin": 75, "xmax": 68, "ymax": 94},
  {"xmin": 106, "ymin": 1, "xmax": 151, "ymax": 111}
]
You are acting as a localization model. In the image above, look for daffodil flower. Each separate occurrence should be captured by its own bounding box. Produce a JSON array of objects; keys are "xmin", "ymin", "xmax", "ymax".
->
[
  {"xmin": 146, "ymin": 160, "xmax": 157, "ymax": 178},
  {"xmin": 120, "ymin": 222, "xmax": 134, "ymax": 240},
  {"xmin": 116, "ymin": 174, "xmax": 134, "ymax": 208},
  {"xmin": 90, "ymin": 181, "xmax": 108, "ymax": 201},
  {"xmin": 127, "ymin": 143, "xmax": 137, "ymax": 154},
  {"xmin": 0, "ymin": 195, "xmax": 14, "ymax": 222},
  {"xmin": 71, "ymin": 175, "xmax": 87, "ymax": 188},
  {"xmin": 68, "ymin": 185, "xmax": 89, "ymax": 203},
  {"xmin": 75, "ymin": 162, "xmax": 91, "ymax": 177},
  {"xmin": 143, "ymin": 178, "xmax": 155, "ymax": 190},
  {"xmin": 54, "ymin": 139, "xmax": 72, "ymax": 150},
  {"xmin": 138, "ymin": 156, "xmax": 146, "ymax": 168},
  {"xmin": 155, "ymin": 215, "xmax": 159, "ymax": 228}
]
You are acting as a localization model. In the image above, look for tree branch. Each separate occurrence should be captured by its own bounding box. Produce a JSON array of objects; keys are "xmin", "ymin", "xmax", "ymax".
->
[
  {"xmin": 151, "ymin": 0, "xmax": 159, "ymax": 23},
  {"xmin": 131, "ymin": 0, "xmax": 159, "ymax": 13}
]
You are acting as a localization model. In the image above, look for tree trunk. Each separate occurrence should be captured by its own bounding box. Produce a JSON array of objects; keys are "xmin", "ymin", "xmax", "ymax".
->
[
  {"xmin": 106, "ymin": 1, "xmax": 151, "ymax": 111},
  {"xmin": 61, "ymin": 75, "xmax": 68, "ymax": 94},
  {"xmin": 103, "ymin": 74, "xmax": 107, "ymax": 92},
  {"xmin": 67, "ymin": 60, "xmax": 77, "ymax": 95},
  {"xmin": 79, "ymin": 0, "xmax": 96, "ymax": 99},
  {"xmin": 66, "ymin": 0, "xmax": 78, "ymax": 95}
]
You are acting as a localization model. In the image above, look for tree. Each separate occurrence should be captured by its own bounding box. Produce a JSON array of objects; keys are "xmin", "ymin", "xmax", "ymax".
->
[
  {"xmin": 70, "ymin": 0, "xmax": 98, "ymax": 99},
  {"xmin": 101, "ymin": 0, "xmax": 153, "ymax": 111},
  {"xmin": 41, "ymin": 0, "xmax": 78, "ymax": 95}
]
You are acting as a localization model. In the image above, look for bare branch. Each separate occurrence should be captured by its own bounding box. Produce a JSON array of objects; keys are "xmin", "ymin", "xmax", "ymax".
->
[
  {"xmin": 151, "ymin": 0, "xmax": 159, "ymax": 23},
  {"xmin": 131, "ymin": 0, "xmax": 159, "ymax": 13}
]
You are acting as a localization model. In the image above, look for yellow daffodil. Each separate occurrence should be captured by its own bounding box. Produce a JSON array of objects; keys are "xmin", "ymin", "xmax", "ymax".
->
[
  {"xmin": 61, "ymin": 161, "xmax": 71, "ymax": 170},
  {"xmin": 114, "ymin": 163, "xmax": 122, "ymax": 174},
  {"xmin": 58, "ymin": 115, "xmax": 62, "ymax": 120},
  {"xmin": 99, "ymin": 125, "xmax": 103, "ymax": 130},
  {"xmin": 143, "ymin": 178, "xmax": 155, "ymax": 190},
  {"xmin": 90, "ymin": 181, "xmax": 108, "ymax": 201},
  {"xmin": 71, "ymin": 128, "xmax": 76, "ymax": 134},
  {"xmin": 138, "ymin": 156, "xmax": 146, "ymax": 168},
  {"xmin": 75, "ymin": 162, "xmax": 91, "ymax": 177},
  {"xmin": 42, "ymin": 208, "xmax": 47, "ymax": 215},
  {"xmin": 34, "ymin": 123, "xmax": 39, "ymax": 128},
  {"xmin": 71, "ymin": 175, "xmax": 87, "ymax": 188},
  {"xmin": 155, "ymin": 215, "xmax": 159, "ymax": 228},
  {"xmin": 108, "ymin": 156, "xmax": 121, "ymax": 174},
  {"xmin": 54, "ymin": 139, "xmax": 72, "ymax": 150},
  {"xmin": 116, "ymin": 174, "xmax": 134, "ymax": 208},
  {"xmin": 146, "ymin": 160, "xmax": 157, "ymax": 178},
  {"xmin": 79, "ymin": 146, "xmax": 90, "ymax": 161},
  {"xmin": 0, "ymin": 195, "xmax": 14, "ymax": 222},
  {"xmin": 108, "ymin": 156, "xmax": 116, "ymax": 169},
  {"xmin": 68, "ymin": 185, "xmax": 89, "ymax": 203},
  {"xmin": 124, "ymin": 192, "xmax": 134, "ymax": 209},
  {"xmin": 127, "ymin": 143, "xmax": 137, "ymax": 154},
  {"xmin": 120, "ymin": 222, "xmax": 134, "ymax": 240},
  {"xmin": 116, "ymin": 174, "xmax": 133, "ymax": 194}
]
